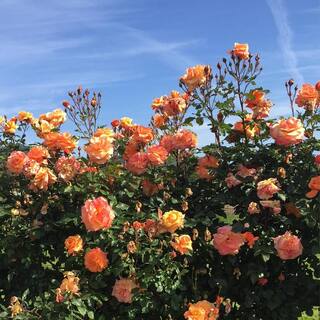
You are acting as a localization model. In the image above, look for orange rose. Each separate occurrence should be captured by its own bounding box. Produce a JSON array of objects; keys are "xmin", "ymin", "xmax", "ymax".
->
[
  {"xmin": 23, "ymin": 159, "xmax": 41, "ymax": 178},
  {"xmin": 175, "ymin": 129, "xmax": 197, "ymax": 150},
  {"xmin": 151, "ymin": 95, "xmax": 167, "ymax": 110},
  {"xmin": 84, "ymin": 136, "xmax": 113, "ymax": 164},
  {"xmin": 257, "ymin": 178, "xmax": 280, "ymax": 200},
  {"xmin": 163, "ymin": 91, "xmax": 187, "ymax": 116},
  {"xmin": 93, "ymin": 127, "xmax": 114, "ymax": 141},
  {"xmin": 43, "ymin": 132, "xmax": 77, "ymax": 154},
  {"xmin": 160, "ymin": 210, "xmax": 184, "ymax": 233},
  {"xmin": 120, "ymin": 117, "xmax": 133, "ymax": 129},
  {"xmin": 81, "ymin": 196, "xmax": 115, "ymax": 231},
  {"xmin": 84, "ymin": 247, "xmax": 108, "ymax": 272},
  {"xmin": 295, "ymin": 83, "xmax": 319, "ymax": 111},
  {"xmin": 269, "ymin": 117, "xmax": 304, "ymax": 146},
  {"xmin": 32, "ymin": 119, "xmax": 55, "ymax": 136},
  {"xmin": 245, "ymin": 90, "xmax": 265, "ymax": 108},
  {"xmin": 132, "ymin": 125, "xmax": 154, "ymax": 144},
  {"xmin": 112, "ymin": 278, "xmax": 138, "ymax": 303},
  {"xmin": 146, "ymin": 145, "xmax": 168, "ymax": 166},
  {"xmin": 242, "ymin": 232, "xmax": 259, "ymax": 248},
  {"xmin": 160, "ymin": 134, "xmax": 177, "ymax": 153},
  {"xmin": 245, "ymin": 90, "xmax": 272, "ymax": 119},
  {"xmin": 126, "ymin": 152, "xmax": 149, "ymax": 175},
  {"xmin": 29, "ymin": 167, "xmax": 57, "ymax": 191},
  {"xmin": 225, "ymin": 172, "xmax": 241, "ymax": 188},
  {"xmin": 56, "ymin": 272, "xmax": 80, "ymax": 303},
  {"xmin": 236, "ymin": 164, "xmax": 256, "ymax": 178},
  {"xmin": 233, "ymin": 114, "xmax": 259, "ymax": 139},
  {"xmin": 306, "ymin": 176, "xmax": 320, "ymax": 198},
  {"xmin": 273, "ymin": 231, "xmax": 303, "ymax": 260},
  {"xmin": 180, "ymin": 65, "xmax": 211, "ymax": 92},
  {"xmin": 231, "ymin": 43, "xmax": 250, "ymax": 60},
  {"xmin": 141, "ymin": 179, "xmax": 163, "ymax": 197},
  {"xmin": 248, "ymin": 201, "xmax": 260, "ymax": 215},
  {"xmin": 55, "ymin": 156, "xmax": 81, "ymax": 182},
  {"xmin": 3, "ymin": 119, "xmax": 18, "ymax": 134},
  {"xmin": 184, "ymin": 300, "xmax": 219, "ymax": 320},
  {"xmin": 152, "ymin": 114, "xmax": 167, "ymax": 128},
  {"xmin": 6, "ymin": 151, "xmax": 28, "ymax": 174},
  {"xmin": 17, "ymin": 111, "xmax": 33, "ymax": 123},
  {"xmin": 39, "ymin": 109, "xmax": 66, "ymax": 127},
  {"xmin": 27, "ymin": 146, "xmax": 49, "ymax": 164},
  {"xmin": 171, "ymin": 235, "xmax": 193, "ymax": 255},
  {"xmin": 64, "ymin": 235, "xmax": 83, "ymax": 255},
  {"xmin": 123, "ymin": 141, "xmax": 140, "ymax": 161},
  {"xmin": 196, "ymin": 155, "xmax": 219, "ymax": 180}
]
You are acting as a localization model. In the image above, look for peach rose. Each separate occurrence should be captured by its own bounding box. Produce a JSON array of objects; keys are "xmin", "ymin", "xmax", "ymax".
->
[
  {"xmin": 6, "ymin": 151, "xmax": 28, "ymax": 174},
  {"xmin": 64, "ymin": 235, "xmax": 83, "ymax": 255},
  {"xmin": 141, "ymin": 179, "xmax": 163, "ymax": 196},
  {"xmin": 43, "ymin": 132, "xmax": 77, "ymax": 154},
  {"xmin": 27, "ymin": 146, "xmax": 49, "ymax": 164},
  {"xmin": 171, "ymin": 234, "xmax": 193, "ymax": 255},
  {"xmin": 245, "ymin": 90, "xmax": 265, "ymax": 108},
  {"xmin": 236, "ymin": 165, "xmax": 256, "ymax": 178},
  {"xmin": 257, "ymin": 178, "xmax": 280, "ymax": 200},
  {"xmin": 123, "ymin": 141, "xmax": 140, "ymax": 161},
  {"xmin": 39, "ymin": 109, "xmax": 66, "ymax": 127},
  {"xmin": 56, "ymin": 272, "xmax": 80, "ymax": 303},
  {"xmin": 55, "ymin": 156, "xmax": 81, "ymax": 182},
  {"xmin": 84, "ymin": 136, "xmax": 113, "ymax": 165},
  {"xmin": 152, "ymin": 114, "xmax": 167, "ymax": 128},
  {"xmin": 175, "ymin": 129, "xmax": 197, "ymax": 150},
  {"xmin": 161, "ymin": 210, "xmax": 184, "ymax": 233},
  {"xmin": 126, "ymin": 152, "xmax": 149, "ymax": 175},
  {"xmin": 196, "ymin": 155, "xmax": 219, "ymax": 180},
  {"xmin": 233, "ymin": 114, "xmax": 260, "ymax": 139},
  {"xmin": 306, "ymin": 176, "xmax": 320, "ymax": 198},
  {"xmin": 184, "ymin": 300, "xmax": 219, "ymax": 320},
  {"xmin": 269, "ymin": 117, "xmax": 304, "ymax": 146},
  {"xmin": 212, "ymin": 226, "xmax": 245, "ymax": 256},
  {"xmin": 132, "ymin": 125, "xmax": 154, "ymax": 144},
  {"xmin": 3, "ymin": 119, "xmax": 18, "ymax": 134},
  {"xmin": 225, "ymin": 173, "xmax": 242, "ymax": 188},
  {"xmin": 248, "ymin": 201, "xmax": 260, "ymax": 215},
  {"xmin": 160, "ymin": 134, "xmax": 177, "ymax": 153},
  {"xmin": 273, "ymin": 231, "xmax": 303, "ymax": 260},
  {"xmin": 180, "ymin": 65, "xmax": 211, "ymax": 92},
  {"xmin": 17, "ymin": 111, "xmax": 33, "ymax": 123},
  {"xmin": 146, "ymin": 145, "xmax": 168, "ymax": 166},
  {"xmin": 93, "ymin": 127, "xmax": 114, "ymax": 141},
  {"xmin": 163, "ymin": 91, "xmax": 187, "ymax": 116},
  {"xmin": 112, "ymin": 278, "xmax": 138, "ymax": 303},
  {"xmin": 29, "ymin": 167, "xmax": 57, "ymax": 191},
  {"xmin": 231, "ymin": 43, "xmax": 250, "ymax": 60},
  {"xmin": 242, "ymin": 232, "xmax": 259, "ymax": 248},
  {"xmin": 81, "ymin": 196, "xmax": 115, "ymax": 232},
  {"xmin": 295, "ymin": 83, "xmax": 319, "ymax": 111},
  {"xmin": 32, "ymin": 119, "xmax": 55, "ymax": 136},
  {"xmin": 84, "ymin": 247, "xmax": 108, "ymax": 272},
  {"xmin": 23, "ymin": 159, "xmax": 41, "ymax": 178},
  {"xmin": 260, "ymin": 200, "xmax": 281, "ymax": 214}
]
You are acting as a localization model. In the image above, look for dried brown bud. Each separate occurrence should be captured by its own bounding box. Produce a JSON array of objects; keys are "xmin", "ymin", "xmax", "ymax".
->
[
  {"xmin": 217, "ymin": 112, "xmax": 223, "ymax": 123},
  {"xmin": 192, "ymin": 228, "xmax": 199, "ymax": 241},
  {"xmin": 123, "ymin": 221, "xmax": 130, "ymax": 233},
  {"xmin": 91, "ymin": 99, "xmax": 97, "ymax": 107},
  {"xmin": 185, "ymin": 188, "xmax": 193, "ymax": 197},
  {"xmin": 135, "ymin": 201, "xmax": 142, "ymax": 213},
  {"xmin": 288, "ymin": 79, "xmax": 294, "ymax": 86},
  {"xmin": 204, "ymin": 228, "xmax": 212, "ymax": 242},
  {"xmin": 127, "ymin": 241, "xmax": 137, "ymax": 254},
  {"xmin": 181, "ymin": 200, "xmax": 188, "ymax": 212}
]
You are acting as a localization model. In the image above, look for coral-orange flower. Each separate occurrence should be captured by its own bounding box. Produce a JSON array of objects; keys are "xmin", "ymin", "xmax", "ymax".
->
[
  {"xmin": 93, "ymin": 127, "xmax": 114, "ymax": 141},
  {"xmin": 27, "ymin": 146, "xmax": 49, "ymax": 164},
  {"xmin": 233, "ymin": 114, "xmax": 260, "ymax": 139},
  {"xmin": 171, "ymin": 235, "xmax": 193, "ymax": 255},
  {"xmin": 84, "ymin": 247, "xmax": 108, "ymax": 272},
  {"xmin": 64, "ymin": 235, "xmax": 83, "ymax": 255},
  {"xmin": 29, "ymin": 167, "xmax": 57, "ymax": 191},
  {"xmin": 43, "ymin": 132, "xmax": 77, "ymax": 154},
  {"xmin": 184, "ymin": 300, "xmax": 219, "ymax": 320},
  {"xmin": 295, "ymin": 83, "xmax": 319, "ymax": 111},
  {"xmin": 81, "ymin": 196, "xmax": 115, "ymax": 231},
  {"xmin": 3, "ymin": 119, "xmax": 18, "ymax": 134},
  {"xmin": 39, "ymin": 109, "xmax": 66, "ymax": 127},
  {"xmin": 112, "ymin": 278, "xmax": 138, "ymax": 304},
  {"xmin": 55, "ymin": 156, "xmax": 81, "ymax": 182},
  {"xmin": 17, "ymin": 111, "xmax": 33, "ymax": 123},
  {"xmin": 160, "ymin": 134, "xmax": 177, "ymax": 153},
  {"xmin": 306, "ymin": 176, "xmax": 320, "ymax": 198},
  {"xmin": 231, "ymin": 43, "xmax": 250, "ymax": 60},
  {"xmin": 141, "ymin": 179, "xmax": 163, "ymax": 197},
  {"xmin": 242, "ymin": 232, "xmax": 259, "ymax": 248},
  {"xmin": 257, "ymin": 178, "xmax": 280, "ymax": 200},
  {"xmin": 180, "ymin": 65, "xmax": 211, "ymax": 92},
  {"xmin": 126, "ymin": 152, "xmax": 149, "ymax": 175},
  {"xmin": 196, "ymin": 155, "xmax": 219, "ymax": 180},
  {"xmin": 84, "ymin": 136, "xmax": 113, "ymax": 164},
  {"xmin": 132, "ymin": 125, "xmax": 154, "ymax": 144},
  {"xmin": 56, "ymin": 272, "xmax": 80, "ymax": 303},
  {"xmin": 273, "ymin": 231, "xmax": 303, "ymax": 260},
  {"xmin": 175, "ymin": 129, "xmax": 197, "ymax": 150},
  {"xmin": 146, "ymin": 145, "xmax": 168, "ymax": 166},
  {"xmin": 6, "ymin": 151, "xmax": 28, "ymax": 174},
  {"xmin": 163, "ymin": 90, "xmax": 187, "ymax": 116},
  {"xmin": 152, "ymin": 114, "xmax": 167, "ymax": 128},
  {"xmin": 269, "ymin": 117, "xmax": 304, "ymax": 146}
]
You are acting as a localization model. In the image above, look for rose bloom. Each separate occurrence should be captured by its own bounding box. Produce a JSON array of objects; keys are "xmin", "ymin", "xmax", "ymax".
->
[
  {"xmin": 260, "ymin": 200, "xmax": 281, "ymax": 214},
  {"xmin": 269, "ymin": 117, "xmax": 304, "ymax": 146},
  {"xmin": 273, "ymin": 231, "xmax": 303, "ymax": 260},
  {"xmin": 142, "ymin": 179, "xmax": 163, "ymax": 196},
  {"xmin": 17, "ymin": 111, "xmax": 33, "ymax": 123},
  {"xmin": 161, "ymin": 210, "xmax": 185, "ymax": 233},
  {"xmin": 171, "ymin": 235, "xmax": 193, "ymax": 255},
  {"xmin": 39, "ymin": 109, "xmax": 66, "ymax": 127},
  {"xmin": 146, "ymin": 145, "xmax": 168, "ymax": 166},
  {"xmin": 212, "ymin": 226, "xmax": 245, "ymax": 256},
  {"xmin": 55, "ymin": 156, "xmax": 81, "ymax": 182},
  {"xmin": 23, "ymin": 159, "xmax": 41, "ymax": 178},
  {"xmin": 242, "ymin": 232, "xmax": 259, "ymax": 248},
  {"xmin": 306, "ymin": 176, "xmax": 320, "ymax": 198},
  {"xmin": 175, "ymin": 129, "xmax": 197, "ymax": 150},
  {"xmin": 84, "ymin": 136, "xmax": 113, "ymax": 164},
  {"xmin": 245, "ymin": 90, "xmax": 265, "ymax": 109},
  {"xmin": 160, "ymin": 134, "xmax": 177, "ymax": 153},
  {"xmin": 251, "ymin": 100, "xmax": 272, "ymax": 119},
  {"xmin": 180, "ymin": 65, "xmax": 211, "ymax": 92},
  {"xmin": 111, "ymin": 119, "xmax": 120, "ymax": 127},
  {"xmin": 123, "ymin": 141, "xmax": 140, "ymax": 161},
  {"xmin": 295, "ymin": 83, "xmax": 319, "ymax": 111},
  {"xmin": 126, "ymin": 152, "xmax": 149, "ymax": 175},
  {"xmin": 225, "ymin": 173, "xmax": 242, "ymax": 188},
  {"xmin": 27, "ymin": 146, "xmax": 49, "ymax": 164},
  {"xmin": 56, "ymin": 272, "xmax": 80, "ymax": 303},
  {"xmin": 198, "ymin": 155, "xmax": 219, "ymax": 169},
  {"xmin": 29, "ymin": 167, "xmax": 57, "ymax": 191},
  {"xmin": 6, "ymin": 151, "xmax": 28, "ymax": 174},
  {"xmin": 152, "ymin": 114, "xmax": 167, "ymax": 128},
  {"xmin": 120, "ymin": 117, "xmax": 133, "ymax": 129},
  {"xmin": 248, "ymin": 202, "xmax": 260, "ymax": 215},
  {"xmin": 196, "ymin": 166, "xmax": 212, "ymax": 180},
  {"xmin": 314, "ymin": 154, "xmax": 320, "ymax": 167},
  {"xmin": 233, "ymin": 114, "xmax": 260, "ymax": 139},
  {"xmin": 257, "ymin": 178, "xmax": 280, "ymax": 200},
  {"xmin": 151, "ymin": 95, "xmax": 167, "ymax": 110},
  {"xmin": 84, "ymin": 247, "xmax": 108, "ymax": 272},
  {"xmin": 163, "ymin": 91, "xmax": 187, "ymax": 116},
  {"xmin": 32, "ymin": 119, "xmax": 55, "ymax": 136},
  {"xmin": 93, "ymin": 127, "xmax": 114, "ymax": 141},
  {"xmin": 112, "ymin": 278, "xmax": 138, "ymax": 303},
  {"xmin": 236, "ymin": 164, "xmax": 256, "ymax": 178},
  {"xmin": 132, "ymin": 125, "xmax": 154, "ymax": 144},
  {"xmin": 43, "ymin": 132, "xmax": 77, "ymax": 154},
  {"xmin": 3, "ymin": 119, "xmax": 18, "ymax": 134},
  {"xmin": 184, "ymin": 300, "xmax": 219, "ymax": 320},
  {"xmin": 81, "ymin": 196, "xmax": 115, "ymax": 231},
  {"xmin": 64, "ymin": 235, "xmax": 83, "ymax": 255},
  {"xmin": 231, "ymin": 43, "xmax": 250, "ymax": 60}
]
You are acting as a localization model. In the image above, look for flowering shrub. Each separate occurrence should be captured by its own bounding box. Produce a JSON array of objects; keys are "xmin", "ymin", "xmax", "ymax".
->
[{"xmin": 0, "ymin": 43, "xmax": 319, "ymax": 320}]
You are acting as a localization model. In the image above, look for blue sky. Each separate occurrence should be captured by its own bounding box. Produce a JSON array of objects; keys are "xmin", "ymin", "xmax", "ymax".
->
[{"xmin": 0, "ymin": 0, "xmax": 319, "ymax": 143}]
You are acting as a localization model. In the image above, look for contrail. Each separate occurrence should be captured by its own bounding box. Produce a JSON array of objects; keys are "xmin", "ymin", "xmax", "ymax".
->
[{"xmin": 266, "ymin": 0, "xmax": 304, "ymax": 85}]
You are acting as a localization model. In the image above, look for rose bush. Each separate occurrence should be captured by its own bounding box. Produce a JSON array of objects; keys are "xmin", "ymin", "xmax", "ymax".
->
[{"xmin": 0, "ymin": 43, "xmax": 319, "ymax": 319}]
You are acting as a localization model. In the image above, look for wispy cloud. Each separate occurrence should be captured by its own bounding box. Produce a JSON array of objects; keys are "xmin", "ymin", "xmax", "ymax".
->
[{"xmin": 266, "ymin": 0, "xmax": 304, "ymax": 84}]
